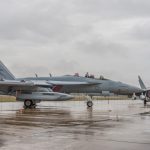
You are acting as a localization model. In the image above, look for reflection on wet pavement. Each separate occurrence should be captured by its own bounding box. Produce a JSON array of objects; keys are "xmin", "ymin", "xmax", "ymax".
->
[{"xmin": 0, "ymin": 100, "xmax": 150, "ymax": 150}]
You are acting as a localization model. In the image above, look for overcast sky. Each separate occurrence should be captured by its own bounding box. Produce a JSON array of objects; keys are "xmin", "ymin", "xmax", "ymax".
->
[{"xmin": 0, "ymin": 0, "xmax": 150, "ymax": 86}]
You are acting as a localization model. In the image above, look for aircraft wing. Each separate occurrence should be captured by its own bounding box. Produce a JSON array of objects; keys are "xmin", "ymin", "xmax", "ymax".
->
[
  {"xmin": 0, "ymin": 80, "xmax": 52, "ymax": 90},
  {"xmin": 0, "ymin": 80, "xmax": 34, "ymax": 86},
  {"xmin": 0, "ymin": 79, "xmax": 98, "ymax": 91}
]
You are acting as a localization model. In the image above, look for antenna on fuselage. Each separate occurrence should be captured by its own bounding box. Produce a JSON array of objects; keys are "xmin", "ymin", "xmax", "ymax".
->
[
  {"xmin": 35, "ymin": 73, "xmax": 38, "ymax": 78},
  {"xmin": 49, "ymin": 73, "xmax": 52, "ymax": 77}
]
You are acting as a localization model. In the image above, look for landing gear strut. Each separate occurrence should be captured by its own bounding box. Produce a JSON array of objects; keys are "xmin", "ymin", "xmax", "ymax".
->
[{"xmin": 144, "ymin": 99, "xmax": 147, "ymax": 106}]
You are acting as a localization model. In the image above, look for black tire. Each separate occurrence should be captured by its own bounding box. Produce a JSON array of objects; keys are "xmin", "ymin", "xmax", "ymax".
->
[
  {"xmin": 146, "ymin": 91, "xmax": 150, "ymax": 98},
  {"xmin": 24, "ymin": 100, "xmax": 33, "ymax": 108},
  {"xmin": 144, "ymin": 99, "xmax": 147, "ymax": 106},
  {"xmin": 87, "ymin": 101, "xmax": 93, "ymax": 107}
]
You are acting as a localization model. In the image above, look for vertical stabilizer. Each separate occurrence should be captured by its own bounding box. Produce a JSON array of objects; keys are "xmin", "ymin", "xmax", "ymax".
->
[
  {"xmin": 0, "ymin": 61, "xmax": 15, "ymax": 80},
  {"xmin": 138, "ymin": 75, "xmax": 146, "ymax": 89}
]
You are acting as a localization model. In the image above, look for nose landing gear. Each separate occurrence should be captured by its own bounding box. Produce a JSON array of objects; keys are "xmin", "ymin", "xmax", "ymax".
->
[
  {"xmin": 86, "ymin": 96, "xmax": 93, "ymax": 107},
  {"xmin": 87, "ymin": 100, "xmax": 93, "ymax": 107}
]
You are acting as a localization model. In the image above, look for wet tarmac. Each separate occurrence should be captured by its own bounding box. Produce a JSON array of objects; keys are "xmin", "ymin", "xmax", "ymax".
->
[{"xmin": 0, "ymin": 100, "xmax": 150, "ymax": 150}]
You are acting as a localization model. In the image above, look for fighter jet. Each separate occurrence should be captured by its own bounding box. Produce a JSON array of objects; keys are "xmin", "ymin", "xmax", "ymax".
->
[
  {"xmin": 138, "ymin": 75, "xmax": 150, "ymax": 105},
  {"xmin": 0, "ymin": 61, "xmax": 102, "ymax": 108},
  {"xmin": 1, "ymin": 61, "xmax": 149, "ymax": 107},
  {"xmin": 22, "ymin": 74, "xmax": 150, "ymax": 106},
  {"xmin": 0, "ymin": 61, "xmax": 74, "ymax": 108},
  {"xmin": 0, "ymin": 80, "xmax": 75, "ymax": 108}
]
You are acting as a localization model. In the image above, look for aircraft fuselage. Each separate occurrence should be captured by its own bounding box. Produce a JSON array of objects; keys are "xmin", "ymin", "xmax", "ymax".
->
[{"xmin": 20, "ymin": 75, "xmax": 143, "ymax": 96}]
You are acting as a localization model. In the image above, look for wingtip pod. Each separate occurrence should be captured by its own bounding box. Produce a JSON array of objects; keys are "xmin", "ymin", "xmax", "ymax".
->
[
  {"xmin": 138, "ymin": 75, "xmax": 146, "ymax": 89},
  {"xmin": 0, "ymin": 60, "xmax": 15, "ymax": 80}
]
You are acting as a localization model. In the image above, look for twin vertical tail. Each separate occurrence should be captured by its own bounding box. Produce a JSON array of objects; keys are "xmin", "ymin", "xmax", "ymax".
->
[
  {"xmin": 138, "ymin": 75, "xmax": 146, "ymax": 89},
  {"xmin": 0, "ymin": 61, "xmax": 15, "ymax": 80}
]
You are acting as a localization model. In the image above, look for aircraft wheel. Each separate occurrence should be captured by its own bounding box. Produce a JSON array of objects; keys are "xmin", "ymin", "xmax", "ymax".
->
[
  {"xmin": 24, "ymin": 100, "xmax": 33, "ymax": 108},
  {"xmin": 87, "ymin": 101, "xmax": 93, "ymax": 107}
]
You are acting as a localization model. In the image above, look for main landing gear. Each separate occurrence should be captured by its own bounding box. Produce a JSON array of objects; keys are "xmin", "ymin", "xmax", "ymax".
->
[
  {"xmin": 24, "ymin": 100, "xmax": 36, "ymax": 109},
  {"xmin": 86, "ymin": 96, "xmax": 93, "ymax": 107}
]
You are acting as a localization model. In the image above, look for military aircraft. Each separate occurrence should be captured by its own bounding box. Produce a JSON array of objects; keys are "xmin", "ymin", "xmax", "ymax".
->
[
  {"xmin": 138, "ymin": 75, "xmax": 150, "ymax": 105},
  {"xmin": 0, "ymin": 61, "xmax": 75, "ymax": 108},
  {"xmin": 1, "ymin": 61, "xmax": 150, "ymax": 107},
  {"xmin": 22, "ymin": 74, "xmax": 150, "ymax": 106},
  {"xmin": 0, "ymin": 61, "xmax": 103, "ymax": 108},
  {"xmin": 23, "ymin": 75, "xmax": 146, "ymax": 105},
  {"xmin": 0, "ymin": 80, "xmax": 75, "ymax": 108}
]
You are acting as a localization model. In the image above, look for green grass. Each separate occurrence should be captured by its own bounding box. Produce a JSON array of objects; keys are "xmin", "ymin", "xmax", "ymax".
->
[
  {"xmin": 0, "ymin": 96, "xmax": 16, "ymax": 102},
  {"xmin": 0, "ymin": 95, "xmax": 129, "ymax": 102},
  {"xmin": 72, "ymin": 95, "xmax": 129, "ymax": 101}
]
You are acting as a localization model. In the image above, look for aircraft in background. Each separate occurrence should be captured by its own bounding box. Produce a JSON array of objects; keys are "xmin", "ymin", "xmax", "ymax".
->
[{"xmin": 138, "ymin": 75, "xmax": 150, "ymax": 105}]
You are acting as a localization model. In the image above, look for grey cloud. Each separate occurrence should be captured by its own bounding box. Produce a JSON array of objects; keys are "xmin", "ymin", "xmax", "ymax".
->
[
  {"xmin": 1, "ymin": 0, "xmax": 150, "ymax": 44},
  {"xmin": 11, "ymin": 63, "xmax": 49, "ymax": 77},
  {"xmin": 72, "ymin": 0, "xmax": 150, "ymax": 19},
  {"xmin": 54, "ymin": 59, "xmax": 79, "ymax": 74},
  {"xmin": 75, "ymin": 37, "xmax": 127, "ymax": 57},
  {"xmin": 0, "ymin": 0, "xmax": 74, "ymax": 43},
  {"xmin": 128, "ymin": 20, "xmax": 150, "ymax": 41}
]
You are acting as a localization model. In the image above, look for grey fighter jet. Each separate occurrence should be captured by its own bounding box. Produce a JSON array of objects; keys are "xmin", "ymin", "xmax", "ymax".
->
[
  {"xmin": 138, "ymin": 75, "xmax": 150, "ymax": 105},
  {"xmin": 1, "ymin": 61, "xmax": 149, "ymax": 107},
  {"xmin": 0, "ymin": 79, "xmax": 74, "ymax": 108},
  {"xmin": 0, "ymin": 61, "xmax": 74, "ymax": 108},
  {"xmin": 23, "ymin": 75, "xmax": 145, "ymax": 106}
]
